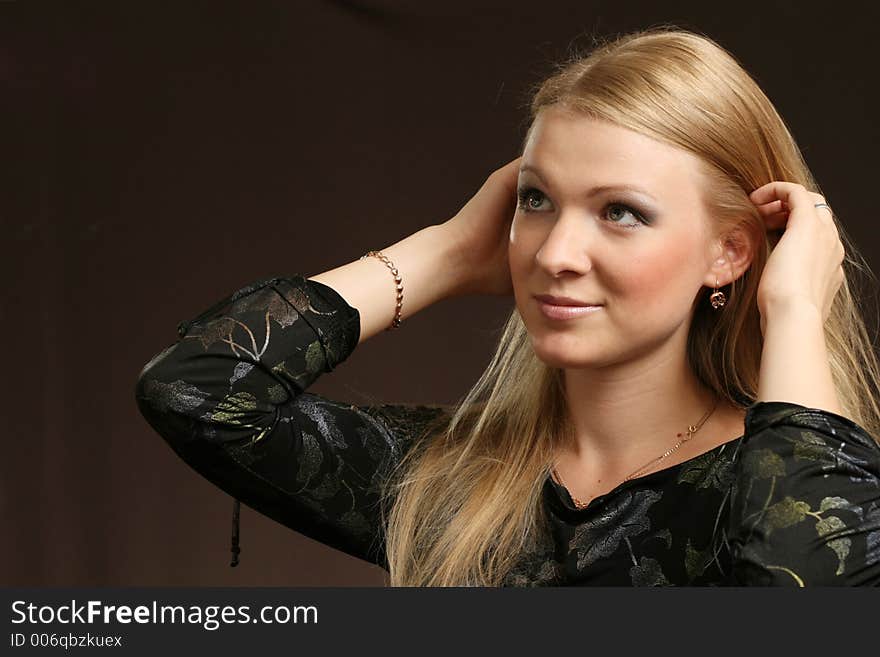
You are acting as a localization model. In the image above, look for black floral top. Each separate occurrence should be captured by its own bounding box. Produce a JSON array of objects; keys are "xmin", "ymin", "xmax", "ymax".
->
[{"xmin": 134, "ymin": 274, "xmax": 880, "ymax": 586}]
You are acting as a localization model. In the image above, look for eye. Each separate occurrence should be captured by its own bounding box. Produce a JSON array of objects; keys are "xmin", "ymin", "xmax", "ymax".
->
[
  {"xmin": 604, "ymin": 202, "xmax": 646, "ymax": 229},
  {"xmin": 516, "ymin": 186, "xmax": 649, "ymax": 229},
  {"xmin": 517, "ymin": 186, "xmax": 547, "ymax": 212}
]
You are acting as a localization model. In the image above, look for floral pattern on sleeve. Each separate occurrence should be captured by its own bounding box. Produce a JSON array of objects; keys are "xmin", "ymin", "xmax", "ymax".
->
[
  {"xmin": 135, "ymin": 273, "xmax": 449, "ymax": 567},
  {"xmin": 726, "ymin": 401, "xmax": 880, "ymax": 585}
]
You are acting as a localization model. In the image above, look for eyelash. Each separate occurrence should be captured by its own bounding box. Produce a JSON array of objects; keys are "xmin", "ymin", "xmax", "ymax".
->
[{"xmin": 515, "ymin": 186, "xmax": 650, "ymax": 229}]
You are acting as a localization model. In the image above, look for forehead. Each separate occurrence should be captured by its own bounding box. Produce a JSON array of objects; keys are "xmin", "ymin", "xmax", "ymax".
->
[{"xmin": 521, "ymin": 108, "xmax": 705, "ymax": 201}]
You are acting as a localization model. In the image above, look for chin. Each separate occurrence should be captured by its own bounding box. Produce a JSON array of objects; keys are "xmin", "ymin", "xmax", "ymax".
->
[{"xmin": 528, "ymin": 332, "xmax": 609, "ymax": 369}]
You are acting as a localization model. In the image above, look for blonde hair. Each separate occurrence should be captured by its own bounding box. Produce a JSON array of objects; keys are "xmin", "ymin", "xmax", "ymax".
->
[{"xmin": 380, "ymin": 25, "xmax": 880, "ymax": 586}]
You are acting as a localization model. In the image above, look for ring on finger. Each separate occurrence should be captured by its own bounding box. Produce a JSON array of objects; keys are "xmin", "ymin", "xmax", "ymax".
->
[{"xmin": 814, "ymin": 202, "xmax": 834, "ymax": 216}]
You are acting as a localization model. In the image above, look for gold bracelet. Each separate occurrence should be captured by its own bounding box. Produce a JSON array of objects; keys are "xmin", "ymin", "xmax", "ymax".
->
[{"xmin": 359, "ymin": 250, "xmax": 403, "ymax": 330}]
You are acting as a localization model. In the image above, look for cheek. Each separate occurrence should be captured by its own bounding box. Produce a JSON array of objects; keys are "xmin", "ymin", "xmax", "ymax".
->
[{"xmin": 615, "ymin": 243, "xmax": 701, "ymax": 318}]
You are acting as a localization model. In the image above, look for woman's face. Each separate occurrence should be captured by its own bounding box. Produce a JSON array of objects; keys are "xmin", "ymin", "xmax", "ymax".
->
[{"xmin": 509, "ymin": 107, "xmax": 723, "ymax": 369}]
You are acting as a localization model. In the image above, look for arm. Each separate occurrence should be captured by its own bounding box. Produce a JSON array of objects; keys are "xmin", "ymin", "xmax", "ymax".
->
[
  {"xmin": 135, "ymin": 223, "xmax": 461, "ymax": 568},
  {"xmin": 757, "ymin": 302, "xmax": 844, "ymax": 416},
  {"xmin": 308, "ymin": 223, "xmax": 467, "ymax": 345},
  {"xmin": 725, "ymin": 400, "xmax": 880, "ymax": 585}
]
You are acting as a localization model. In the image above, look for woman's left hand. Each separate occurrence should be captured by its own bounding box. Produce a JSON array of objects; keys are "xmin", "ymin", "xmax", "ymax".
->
[{"xmin": 749, "ymin": 181, "xmax": 846, "ymax": 325}]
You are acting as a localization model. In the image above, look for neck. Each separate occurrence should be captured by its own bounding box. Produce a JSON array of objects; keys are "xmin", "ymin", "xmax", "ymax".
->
[{"xmin": 559, "ymin": 342, "xmax": 724, "ymax": 476}]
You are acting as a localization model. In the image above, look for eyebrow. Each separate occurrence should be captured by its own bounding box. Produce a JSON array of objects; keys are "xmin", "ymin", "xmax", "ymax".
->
[{"xmin": 518, "ymin": 164, "xmax": 659, "ymax": 202}]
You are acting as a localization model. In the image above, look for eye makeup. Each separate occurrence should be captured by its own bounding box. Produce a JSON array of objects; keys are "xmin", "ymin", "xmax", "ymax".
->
[{"xmin": 515, "ymin": 185, "xmax": 655, "ymax": 229}]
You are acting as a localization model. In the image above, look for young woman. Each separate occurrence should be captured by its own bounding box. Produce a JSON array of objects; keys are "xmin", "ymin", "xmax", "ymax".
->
[{"xmin": 136, "ymin": 27, "xmax": 880, "ymax": 586}]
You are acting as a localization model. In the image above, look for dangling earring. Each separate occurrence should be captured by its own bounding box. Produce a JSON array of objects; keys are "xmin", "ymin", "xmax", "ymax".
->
[{"xmin": 709, "ymin": 277, "xmax": 726, "ymax": 309}]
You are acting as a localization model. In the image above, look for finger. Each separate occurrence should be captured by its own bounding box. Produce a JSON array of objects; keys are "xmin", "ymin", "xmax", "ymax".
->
[
  {"xmin": 751, "ymin": 182, "xmax": 826, "ymax": 233},
  {"xmin": 749, "ymin": 181, "xmax": 805, "ymax": 206},
  {"xmin": 497, "ymin": 157, "xmax": 524, "ymax": 191},
  {"xmin": 752, "ymin": 197, "xmax": 790, "ymax": 231},
  {"xmin": 752, "ymin": 199, "xmax": 786, "ymax": 217},
  {"xmin": 753, "ymin": 183, "xmax": 829, "ymax": 223},
  {"xmin": 814, "ymin": 204, "xmax": 835, "ymax": 222}
]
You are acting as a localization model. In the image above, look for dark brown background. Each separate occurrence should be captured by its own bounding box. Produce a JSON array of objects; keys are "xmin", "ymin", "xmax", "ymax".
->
[{"xmin": 4, "ymin": 0, "xmax": 878, "ymax": 586}]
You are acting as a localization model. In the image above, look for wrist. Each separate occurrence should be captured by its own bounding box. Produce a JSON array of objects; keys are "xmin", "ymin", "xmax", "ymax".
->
[
  {"xmin": 760, "ymin": 298, "xmax": 823, "ymax": 328},
  {"xmin": 757, "ymin": 300, "xmax": 842, "ymax": 415},
  {"xmin": 427, "ymin": 223, "xmax": 471, "ymax": 299}
]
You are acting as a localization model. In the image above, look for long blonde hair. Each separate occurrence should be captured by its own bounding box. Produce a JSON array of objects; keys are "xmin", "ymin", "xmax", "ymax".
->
[{"xmin": 380, "ymin": 25, "xmax": 880, "ymax": 586}]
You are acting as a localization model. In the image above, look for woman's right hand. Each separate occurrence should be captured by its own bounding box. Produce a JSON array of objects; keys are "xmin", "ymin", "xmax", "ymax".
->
[{"xmin": 437, "ymin": 156, "xmax": 522, "ymax": 297}]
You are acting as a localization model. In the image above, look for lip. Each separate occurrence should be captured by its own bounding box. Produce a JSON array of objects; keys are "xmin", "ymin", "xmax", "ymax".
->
[
  {"xmin": 537, "ymin": 299, "xmax": 603, "ymax": 320},
  {"xmin": 534, "ymin": 294, "xmax": 601, "ymax": 307}
]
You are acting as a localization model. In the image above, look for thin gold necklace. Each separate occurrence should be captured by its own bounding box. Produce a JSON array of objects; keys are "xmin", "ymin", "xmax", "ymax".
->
[{"xmin": 551, "ymin": 395, "xmax": 719, "ymax": 510}]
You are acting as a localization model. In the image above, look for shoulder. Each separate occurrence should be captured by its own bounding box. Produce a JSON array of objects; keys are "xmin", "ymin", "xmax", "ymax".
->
[
  {"xmin": 739, "ymin": 400, "xmax": 880, "ymax": 464},
  {"xmin": 726, "ymin": 400, "xmax": 880, "ymax": 585}
]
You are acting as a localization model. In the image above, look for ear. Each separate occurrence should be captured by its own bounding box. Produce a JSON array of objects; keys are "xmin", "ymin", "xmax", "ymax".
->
[{"xmin": 704, "ymin": 225, "xmax": 754, "ymax": 289}]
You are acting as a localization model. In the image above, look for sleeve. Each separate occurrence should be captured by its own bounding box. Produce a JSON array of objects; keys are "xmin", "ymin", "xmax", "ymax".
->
[
  {"xmin": 725, "ymin": 400, "xmax": 880, "ymax": 585},
  {"xmin": 134, "ymin": 273, "xmax": 451, "ymax": 571}
]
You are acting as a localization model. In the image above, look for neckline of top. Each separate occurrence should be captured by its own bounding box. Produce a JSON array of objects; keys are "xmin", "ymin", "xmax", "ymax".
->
[{"xmin": 544, "ymin": 432, "xmax": 745, "ymax": 515}]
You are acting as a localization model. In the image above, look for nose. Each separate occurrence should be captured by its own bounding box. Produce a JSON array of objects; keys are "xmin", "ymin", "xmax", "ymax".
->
[{"xmin": 534, "ymin": 212, "xmax": 595, "ymax": 277}]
